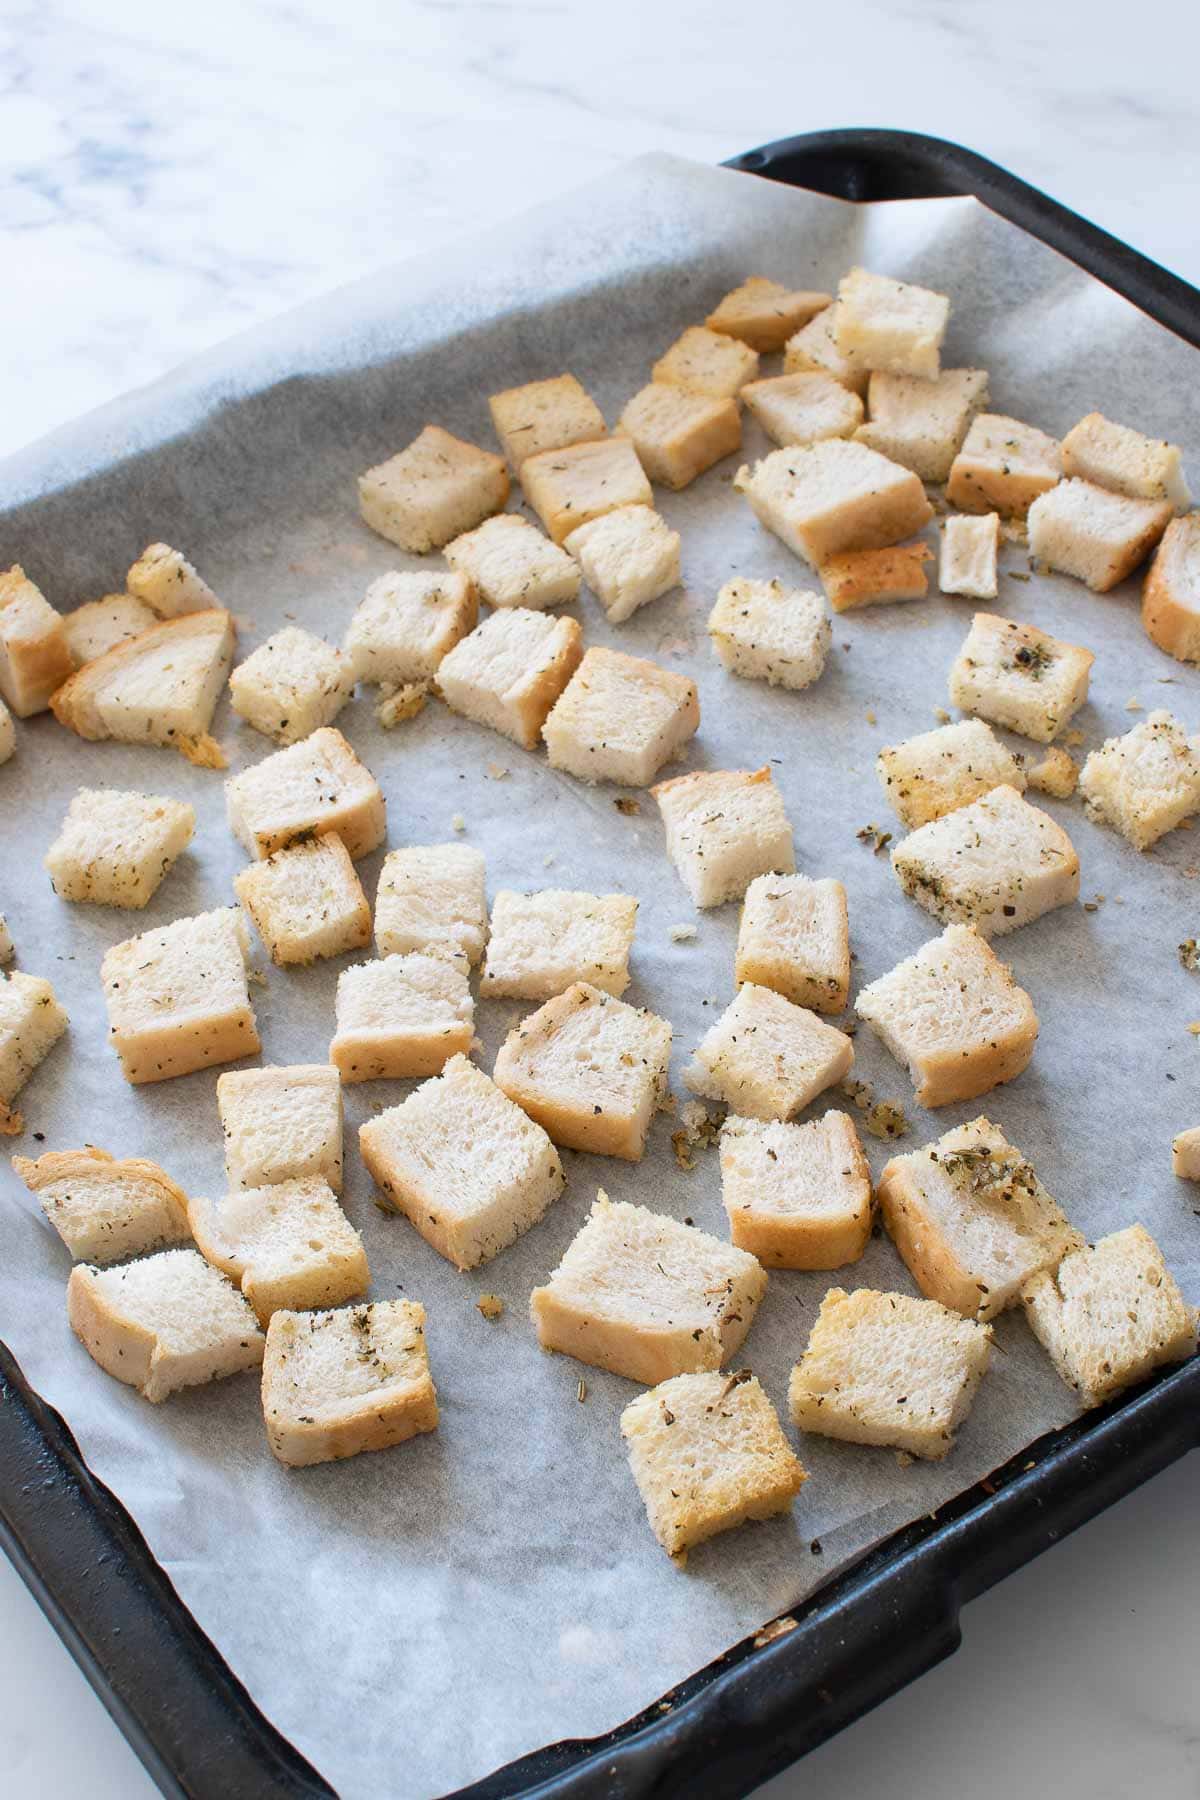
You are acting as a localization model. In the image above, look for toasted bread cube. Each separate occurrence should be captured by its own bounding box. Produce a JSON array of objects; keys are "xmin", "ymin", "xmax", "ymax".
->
[
  {"xmin": 228, "ymin": 626, "xmax": 353, "ymax": 744},
  {"xmin": 653, "ymin": 767, "xmax": 794, "ymax": 908},
  {"xmin": 706, "ymin": 277, "xmax": 831, "ymax": 352},
  {"xmin": 1172, "ymin": 1126, "xmax": 1200, "ymax": 1179},
  {"xmin": 1026, "ymin": 747, "xmax": 1078, "ymax": 798},
  {"xmin": 45, "ymin": 787, "xmax": 195, "ymax": 909},
  {"xmin": 734, "ymin": 872, "xmax": 849, "ymax": 1011},
  {"xmin": 1143, "ymin": 514, "xmax": 1200, "ymax": 664},
  {"xmin": 735, "ymin": 441, "xmax": 933, "ymax": 568},
  {"xmin": 0, "ymin": 970, "xmax": 68, "ymax": 1133},
  {"xmin": 946, "ymin": 414, "xmax": 1062, "ymax": 517},
  {"xmin": 856, "ymin": 923, "xmax": 1037, "ymax": 1108},
  {"xmin": 436, "ymin": 607, "xmax": 582, "ymax": 750},
  {"xmin": 234, "ymin": 833, "xmax": 371, "ymax": 966},
  {"xmin": 877, "ymin": 718, "xmax": 1027, "ymax": 829},
  {"xmin": 358, "ymin": 424, "xmax": 509, "ymax": 552},
  {"xmin": 565, "ymin": 505, "xmax": 681, "ymax": 624},
  {"xmin": 0, "ymin": 567, "xmax": 74, "ymax": 717},
  {"xmin": 720, "ymin": 1110, "xmax": 870, "ymax": 1268},
  {"xmin": 617, "ymin": 384, "xmax": 741, "ymax": 490},
  {"xmin": 444, "ymin": 513, "xmax": 580, "ymax": 610},
  {"xmin": 542, "ymin": 646, "xmax": 698, "ymax": 788},
  {"xmin": 0, "ymin": 917, "xmax": 11, "ymax": 963},
  {"xmin": 789, "ymin": 1287, "xmax": 992, "ymax": 1459},
  {"xmin": 878, "ymin": 1116, "xmax": 1081, "ymax": 1321},
  {"xmin": 1061, "ymin": 412, "xmax": 1190, "ymax": 512},
  {"xmin": 67, "ymin": 1248, "xmax": 264, "ymax": 1403},
  {"xmin": 948, "ymin": 611, "xmax": 1094, "ymax": 744},
  {"xmin": 834, "ymin": 268, "xmax": 949, "ymax": 379},
  {"xmin": 359, "ymin": 1053, "xmax": 565, "ymax": 1268},
  {"xmin": 262, "ymin": 1299, "xmax": 438, "ymax": 1466},
  {"xmin": 783, "ymin": 303, "xmax": 869, "ymax": 396},
  {"xmin": 1078, "ymin": 709, "xmax": 1200, "ymax": 849},
  {"xmin": 330, "ymin": 950, "xmax": 472, "ymax": 1082},
  {"xmin": 939, "ymin": 512, "xmax": 999, "ymax": 599},
  {"xmin": 707, "ymin": 579, "xmax": 830, "ymax": 691},
  {"xmin": 819, "ymin": 541, "xmax": 932, "ymax": 612},
  {"xmin": 12, "ymin": 1146, "xmax": 191, "ymax": 1264},
  {"xmin": 531, "ymin": 1192, "xmax": 766, "ymax": 1382},
  {"xmin": 345, "ymin": 569, "xmax": 477, "ymax": 686},
  {"xmin": 855, "ymin": 368, "xmax": 989, "ymax": 482},
  {"xmin": 685, "ymin": 984, "xmax": 853, "ymax": 1121},
  {"xmin": 0, "ymin": 697, "xmax": 14, "ymax": 763},
  {"xmin": 218, "ymin": 1063, "xmax": 343, "ymax": 1193},
  {"xmin": 188, "ymin": 1176, "xmax": 368, "ymax": 1326},
  {"xmin": 102, "ymin": 908, "xmax": 259, "ymax": 1085},
  {"xmin": 50, "ymin": 609, "xmax": 236, "ymax": 765},
  {"xmin": 226, "ymin": 726, "xmax": 386, "ymax": 860},
  {"xmin": 1028, "ymin": 478, "xmax": 1171, "ymax": 592},
  {"xmin": 1023, "ymin": 1226, "xmax": 1196, "ymax": 1408},
  {"xmin": 374, "ymin": 843, "xmax": 487, "ymax": 964},
  {"xmin": 493, "ymin": 982, "xmax": 670, "ymax": 1160},
  {"xmin": 741, "ymin": 371, "xmax": 863, "ymax": 449},
  {"xmin": 488, "ymin": 373, "xmax": 606, "ymax": 471},
  {"xmin": 481, "ymin": 889, "xmax": 637, "ymax": 1000},
  {"xmin": 63, "ymin": 593, "xmax": 157, "ymax": 667},
  {"xmin": 521, "ymin": 438, "xmax": 653, "ymax": 544},
  {"xmin": 127, "ymin": 543, "xmax": 219, "ymax": 617},
  {"xmin": 652, "ymin": 325, "xmax": 758, "ymax": 399},
  {"xmin": 892, "ymin": 784, "xmax": 1079, "ymax": 937}
]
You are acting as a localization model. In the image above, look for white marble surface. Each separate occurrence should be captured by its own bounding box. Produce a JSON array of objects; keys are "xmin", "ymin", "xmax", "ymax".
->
[{"xmin": 1, "ymin": 1, "xmax": 1198, "ymax": 1796}]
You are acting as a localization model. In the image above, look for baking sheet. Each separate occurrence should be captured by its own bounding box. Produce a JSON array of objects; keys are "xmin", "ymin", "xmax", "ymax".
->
[{"xmin": 1, "ymin": 153, "xmax": 1197, "ymax": 1799}]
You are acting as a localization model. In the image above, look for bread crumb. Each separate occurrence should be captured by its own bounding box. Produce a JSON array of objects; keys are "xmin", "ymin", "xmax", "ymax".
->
[
  {"xmin": 754, "ymin": 1616, "xmax": 798, "ymax": 1649},
  {"xmin": 451, "ymin": 813, "xmax": 466, "ymax": 833},
  {"xmin": 543, "ymin": 852, "xmax": 556, "ymax": 868},
  {"xmin": 669, "ymin": 923, "xmax": 697, "ymax": 943},
  {"xmin": 376, "ymin": 680, "xmax": 429, "ymax": 727},
  {"xmin": 855, "ymin": 823, "xmax": 892, "ymax": 855},
  {"xmin": 485, "ymin": 763, "xmax": 509, "ymax": 781},
  {"xmin": 477, "ymin": 1293, "xmax": 504, "ymax": 1320},
  {"xmin": 1064, "ymin": 729, "xmax": 1085, "ymax": 747},
  {"xmin": 863, "ymin": 1099, "xmax": 908, "ymax": 1140},
  {"xmin": 671, "ymin": 1099, "xmax": 725, "ymax": 1170},
  {"xmin": 577, "ymin": 1376, "xmax": 588, "ymax": 1402},
  {"xmin": 1126, "ymin": 696, "xmax": 1143, "ymax": 712},
  {"xmin": 1188, "ymin": 1022, "xmax": 1200, "ymax": 1036},
  {"xmin": 895, "ymin": 1450, "xmax": 915, "ymax": 1468},
  {"xmin": 865, "ymin": 709, "xmax": 877, "ymax": 725},
  {"xmin": 614, "ymin": 796, "xmax": 642, "ymax": 816},
  {"xmin": 1179, "ymin": 939, "xmax": 1199, "ymax": 972},
  {"xmin": 933, "ymin": 707, "xmax": 951, "ymax": 724}
]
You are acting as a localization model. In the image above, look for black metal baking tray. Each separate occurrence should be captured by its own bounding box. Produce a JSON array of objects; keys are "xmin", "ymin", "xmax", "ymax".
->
[{"xmin": 2, "ymin": 128, "xmax": 1198, "ymax": 1800}]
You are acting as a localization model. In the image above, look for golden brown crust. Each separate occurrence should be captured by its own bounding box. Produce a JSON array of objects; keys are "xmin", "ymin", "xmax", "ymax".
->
[{"xmin": 819, "ymin": 541, "xmax": 932, "ymax": 612}]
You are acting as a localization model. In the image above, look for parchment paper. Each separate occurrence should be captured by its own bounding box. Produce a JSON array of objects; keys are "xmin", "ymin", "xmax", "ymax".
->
[{"xmin": 1, "ymin": 155, "xmax": 1197, "ymax": 1799}]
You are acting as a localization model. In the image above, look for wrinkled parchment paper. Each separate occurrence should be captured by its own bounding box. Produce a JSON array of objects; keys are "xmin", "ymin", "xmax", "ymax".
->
[{"xmin": 1, "ymin": 155, "xmax": 1197, "ymax": 1798}]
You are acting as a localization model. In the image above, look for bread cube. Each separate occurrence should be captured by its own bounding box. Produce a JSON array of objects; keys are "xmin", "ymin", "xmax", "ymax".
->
[
  {"xmin": 0, "ymin": 970, "xmax": 68, "ymax": 1133},
  {"xmin": 531, "ymin": 1192, "xmax": 766, "ymax": 1382},
  {"xmin": 834, "ymin": 268, "xmax": 950, "ymax": 379},
  {"xmin": 783, "ymin": 303, "xmax": 869, "ymax": 396},
  {"xmin": 63, "ymin": 593, "xmax": 157, "ymax": 666},
  {"xmin": 741, "ymin": 371, "xmax": 863, "ymax": 449},
  {"xmin": 707, "ymin": 579, "xmax": 830, "ymax": 691},
  {"xmin": 542, "ymin": 646, "xmax": 698, "ymax": 788},
  {"xmin": 1172, "ymin": 1126, "xmax": 1200, "ymax": 1179},
  {"xmin": 652, "ymin": 325, "xmax": 758, "ymax": 399},
  {"xmin": 617, "ymin": 384, "xmax": 741, "ymax": 490},
  {"xmin": 734, "ymin": 872, "xmax": 849, "ymax": 1011},
  {"xmin": 50, "ymin": 609, "xmax": 236, "ymax": 766},
  {"xmin": 218, "ymin": 1063, "xmax": 344, "ymax": 1193},
  {"xmin": 653, "ymin": 767, "xmax": 794, "ymax": 908},
  {"xmin": 345, "ymin": 568, "xmax": 477, "ymax": 686},
  {"xmin": 234, "ymin": 833, "xmax": 371, "ymax": 965},
  {"xmin": 330, "ymin": 950, "xmax": 473, "ymax": 1082},
  {"xmin": 1143, "ymin": 514, "xmax": 1200, "ymax": 664},
  {"xmin": 374, "ymin": 842, "xmax": 487, "ymax": 964},
  {"xmin": 67, "ymin": 1248, "xmax": 264, "ymax": 1403},
  {"xmin": 1078, "ymin": 709, "xmax": 1200, "ymax": 849},
  {"xmin": 0, "ymin": 697, "xmax": 14, "ymax": 763},
  {"xmin": 720, "ymin": 1110, "xmax": 870, "ymax": 1268},
  {"xmin": 127, "ymin": 543, "xmax": 219, "ymax": 617},
  {"xmin": 101, "ymin": 907, "xmax": 259, "ymax": 1085},
  {"xmin": 819, "ymin": 541, "xmax": 932, "ymax": 612},
  {"xmin": 788, "ymin": 1287, "xmax": 992, "ymax": 1459},
  {"xmin": 892, "ymin": 783, "xmax": 1079, "ymax": 937},
  {"xmin": 1028, "ymin": 478, "xmax": 1171, "ymax": 592},
  {"xmin": 706, "ymin": 277, "xmax": 831, "ymax": 352},
  {"xmin": 262, "ymin": 1299, "xmax": 438, "ymax": 1466},
  {"xmin": 229, "ymin": 625, "xmax": 353, "ymax": 744},
  {"xmin": 948, "ymin": 611, "xmax": 1094, "ymax": 744},
  {"xmin": 444, "ymin": 513, "xmax": 580, "ymax": 610},
  {"xmin": 877, "ymin": 718, "xmax": 1027, "ymax": 829},
  {"xmin": 1061, "ymin": 412, "xmax": 1190, "ymax": 512},
  {"xmin": 12, "ymin": 1146, "xmax": 191, "ymax": 1265},
  {"xmin": 0, "ymin": 566, "xmax": 74, "ymax": 717},
  {"xmin": 939, "ymin": 512, "xmax": 999, "ymax": 599},
  {"xmin": 358, "ymin": 424, "xmax": 509, "ymax": 552},
  {"xmin": 226, "ymin": 726, "xmax": 386, "ymax": 860},
  {"xmin": 856, "ymin": 923, "xmax": 1038, "ymax": 1108},
  {"xmin": 188, "ymin": 1176, "xmax": 368, "ymax": 1326},
  {"xmin": 436, "ymin": 606, "xmax": 582, "ymax": 750},
  {"xmin": 45, "ymin": 787, "xmax": 195, "ymax": 909},
  {"xmin": 359, "ymin": 1053, "xmax": 565, "ymax": 1268},
  {"xmin": 1023, "ymin": 1226, "xmax": 1197, "ymax": 1409},
  {"xmin": 685, "ymin": 984, "xmax": 853, "ymax": 1122},
  {"xmin": 946, "ymin": 414, "xmax": 1062, "ymax": 516},
  {"xmin": 488, "ymin": 373, "xmax": 606, "ymax": 471},
  {"xmin": 734, "ymin": 441, "xmax": 933, "ymax": 568},
  {"xmin": 565, "ymin": 505, "xmax": 681, "ymax": 624},
  {"xmin": 855, "ymin": 368, "xmax": 989, "ymax": 482},
  {"xmin": 521, "ymin": 438, "xmax": 653, "ymax": 544},
  {"xmin": 1026, "ymin": 747, "xmax": 1079, "ymax": 799},
  {"xmin": 493, "ymin": 982, "xmax": 670, "ymax": 1160},
  {"xmin": 481, "ymin": 889, "xmax": 637, "ymax": 999}
]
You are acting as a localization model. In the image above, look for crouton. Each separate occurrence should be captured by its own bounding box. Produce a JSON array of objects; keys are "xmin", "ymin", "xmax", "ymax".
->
[
  {"xmin": 720, "ymin": 1110, "xmax": 871, "ymax": 1268},
  {"xmin": 0, "ymin": 698, "xmax": 13, "ymax": 763},
  {"xmin": 706, "ymin": 277, "xmax": 831, "ymax": 351},
  {"xmin": 1026, "ymin": 747, "xmax": 1079, "ymax": 798},
  {"xmin": 818, "ymin": 541, "xmax": 932, "ymax": 612},
  {"xmin": 542, "ymin": 646, "xmax": 699, "ymax": 788},
  {"xmin": 834, "ymin": 268, "xmax": 950, "ymax": 379},
  {"xmin": 741, "ymin": 372, "xmax": 863, "ymax": 449},
  {"xmin": 234, "ymin": 833, "xmax": 371, "ymax": 965},
  {"xmin": 783, "ymin": 303, "xmax": 869, "ymax": 396},
  {"xmin": 617, "ymin": 384, "xmax": 741, "ymax": 490},
  {"xmin": 101, "ymin": 907, "xmax": 259, "ymax": 1085},
  {"xmin": 262, "ymin": 1300, "xmax": 438, "ymax": 1466},
  {"xmin": 127, "ymin": 543, "xmax": 219, "ymax": 617},
  {"xmin": 358, "ymin": 424, "xmax": 509, "ymax": 552},
  {"xmin": 374, "ymin": 843, "xmax": 487, "ymax": 964},
  {"xmin": 188, "ymin": 1176, "xmax": 369, "ymax": 1326},
  {"xmin": 877, "ymin": 718, "xmax": 1027, "ymax": 829},
  {"xmin": 344, "ymin": 569, "xmax": 477, "ymax": 687},
  {"xmin": 63, "ymin": 594, "xmax": 157, "ymax": 667},
  {"xmin": 855, "ymin": 368, "xmax": 989, "ymax": 482},
  {"xmin": 1143, "ymin": 514, "xmax": 1200, "ymax": 664},
  {"xmin": 330, "ymin": 950, "xmax": 473, "ymax": 1081},
  {"xmin": 1061, "ymin": 412, "xmax": 1190, "ymax": 512},
  {"xmin": 653, "ymin": 767, "xmax": 794, "ymax": 908},
  {"xmin": 0, "ymin": 970, "xmax": 68, "ymax": 1133},
  {"xmin": 218, "ymin": 1063, "xmax": 344, "ymax": 1193},
  {"xmin": 946, "ymin": 414, "xmax": 1062, "ymax": 516},
  {"xmin": 481, "ymin": 889, "xmax": 637, "ymax": 999},
  {"xmin": 12, "ymin": 1146, "xmax": 191, "ymax": 1265},
  {"xmin": 652, "ymin": 325, "xmax": 758, "ymax": 399},
  {"xmin": 565, "ymin": 505, "xmax": 681, "ymax": 623},
  {"xmin": 734, "ymin": 872, "xmax": 850, "ymax": 1012},
  {"xmin": 707, "ymin": 579, "xmax": 830, "ymax": 690},
  {"xmin": 444, "ymin": 513, "xmax": 581, "ymax": 610},
  {"xmin": 1028, "ymin": 478, "xmax": 1171, "ymax": 592},
  {"xmin": 225, "ymin": 726, "xmax": 386, "ymax": 860},
  {"xmin": 228, "ymin": 626, "xmax": 354, "ymax": 744},
  {"xmin": 0, "ymin": 566, "xmax": 74, "ymax": 717},
  {"xmin": 488, "ymin": 373, "xmax": 607, "ymax": 471},
  {"xmin": 50, "ymin": 609, "xmax": 235, "ymax": 766},
  {"xmin": 521, "ymin": 438, "xmax": 653, "ymax": 545},
  {"xmin": 734, "ymin": 441, "xmax": 933, "ymax": 568},
  {"xmin": 1172, "ymin": 1126, "xmax": 1200, "ymax": 1179},
  {"xmin": 1078, "ymin": 709, "xmax": 1200, "ymax": 849},
  {"xmin": 948, "ymin": 611, "xmax": 1094, "ymax": 744},
  {"xmin": 684, "ymin": 983, "xmax": 853, "ymax": 1121},
  {"xmin": 436, "ymin": 606, "xmax": 582, "ymax": 750},
  {"xmin": 45, "ymin": 788, "xmax": 195, "ymax": 909},
  {"xmin": 892, "ymin": 783, "xmax": 1079, "ymax": 936},
  {"xmin": 939, "ymin": 512, "xmax": 999, "ymax": 598}
]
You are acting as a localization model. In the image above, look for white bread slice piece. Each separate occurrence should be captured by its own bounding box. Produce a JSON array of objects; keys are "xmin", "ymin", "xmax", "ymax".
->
[
  {"xmin": 127, "ymin": 543, "xmax": 219, "ymax": 617},
  {"xmin": 218, "ymin": 1063, "xmax": 343, "ymax": 1193},
  {"xmin": 1022, "ymin": 1225, "xmax": 1197, "ymax": 1408},
  {"xmin": 229, "ymin": 626, "xmax": 353, "ymax": 744},
  {"xmin": 1171, "ymin": 1126, "xmax": 1200, "ymax": 1179},
  {"xmin": 481, "ymin": 889, "xmax": 637, "ymax": 1000},
  {"xmin": 783, "ymin": 303, "xmax": 869, "ymax": 396},
  {"xmin": 530, "ymin": 1191, "xmax": 767, "ymax": 1382},
  {"xmin": 891, "ymin": 783, "xmax": 1079, "ymax": 937},
  {"xmin": 436, "ymin": 606, "xmax": 582, "ymax": 750},
  {"xmin": 234, "ymin": 832, "xmax": 371, "ymax": 965},
  {"xmin": 1078, "ymin": 709, "xmax": 1200, "ymax": 849},
  {"xmin": 358, "ymin": 425, "xmax": 509, "ymax": 552},
  {"xmin": 946, "ymin": 414, "xmax": 1062, "ymax": 516},
  {"xmin": 521, "ymin": 438, "xmax": 653, "ymax": 545},
  {"xmin": 374, "ymin": 843, "xmax": 487, "ymax": 964},
  {"xmin": 0, "ymin": 566, "xmax": 74, "ymax": 717},
  {"xmin": 45, "ymin": 787, "xmax": 195, "ymax": 909},
  {"xmin": 12, "ymin": 1146, "xmax": 190, "ymax": 1264},
  {"xmin": 50, "ymin": 609, "xmax": 235, "ymax": 767},
  {"xmin": 877, "ymin": 718, "xmax": 1026, "ymax": 829},
  {"xmin": 939, "ymin": 512, "xmax": 999, "ymax": 598},
  {"xmin": 741, "ymin": 371, "xmax": 862, "ymax": 449},
  {"xmin": 652, "ymin": 767, "xmax": 794, "ymax": 908},
  {"xmin": 819, "ymin": 541, "xmax": 932, "ymax": 612},
  {"xmin": 493, "ymin": 982, "xmax": 671, "ymax": 1160},
  {"xmin": 855, "ymin": 923, "xmax": 1038, "ymax": 1108},
  {"xmin": 1028, "ymin": 478, "xmax": 1171, "ymax": 592},
  {"xmin": 101, "ymin": 907, "xmax": 259, "ymax": 1085},
  {"xmin": 948, "ymin": 611, "xmax": 1094, "ymax": 744},
  {"xmin": 856, "ymin": 368, "xmax": 989, "ymax": 482},
  {"xmin": 707, "ymin": 579, "xmax": 830, "ymax": 691},
  {"xmin": 706, "ymin": 278, "xmax": 831, "ymax": 351},
  {"xmin": 0, "ymin": 697, "xmax": 14, "ymax": 763},
  {"xmin": 0, "ymin": 970, "xmax": 68, "ymax": 1134},
  {"xmin": 734, "ymin": 440, "xmax": 933, "ymax": 568},
  {"xmin": 445, "ymin": 513, "xmax": 580, "ymax": 610},
  {"xmin": 225, "ymin": 726, "xmax": 386, "ymax": 861},
  {"xmin": 1142, "ymin": 513, "xmax": 1200, "ymax": 664},
  {"xmin": 67, "ymin": 1248, "xmax": 264, "ymax": 1402},
  {"xmin": 834, "ymin": 268, "xmax": 950, "ymax": 380},
  {"xmin": 345, "ymin": 569, "xmax": 477, "ymax": 687},
  {"xmin": 488, "ymin": 373, "xmax": 606, "ymax": 471},
  {"xmin": 359, "ymin": 1053, "xmax": 565, "ymax": 1269},
  {"xmin": 622, "ymin": 1370, "xmax": 806, "ymax": 1560},
  {"xmin": 617, "ymin": 384, "xmax": 741, "ymax": 490},
  {"xmin": 565, "ymin": 505, "xmax": 681, "ymax": 623},
  {"xmin": 1061, "ymin": 412, "xmax": 1190, "ymax": 512},
  {"xmin": 542, "ymin": 646, "xmax": 699, "ymax": 787},
  {"xmin": 734, "ymin": 872, "xmax": 849, "ymax": 1011},
  {"xmin": 330, "ymin": 951, "xmax": 473, "ymax": 1082},
  {"xmin": 720, "ymin": 1110, "xmax": 871, "ymax": 1269},
  {"xmin": 63, "ymin": 594, "xmax": 157, "ymax": 667},
  {"xmin": 789, "ymin": 1286, "xmax": 992, "ymax": 1459},
  {"xmin": 1026, "ymin": 747, "xmax": 1078, "ymax": 798},
  {"xmin": 652, "ymin": 325, "xmax": 758, "ymax": 398},
  {"xmin": 0, "ymin": 918, "xmax": 11, "ymax": 963},
  {"xmin": 684, "ymin": 983, "xmax": 853, "ymax": 1122},
  {"xmin": 877, "ymin": 1116, "xmax": 1082, "ymax": 1320},
  {"xmin": 188, "ymin": 1176, "xmax": 368, "ymax": 1326},
  {"xmin": 262, "ymin": 1299, "xmax": 438, "ymax": 1466}
]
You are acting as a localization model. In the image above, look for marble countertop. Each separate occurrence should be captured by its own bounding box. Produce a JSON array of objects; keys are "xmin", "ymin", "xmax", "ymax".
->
[{"xmin": 1, "ymin": 2, "xmax": 1197, "ymax": 1796}]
